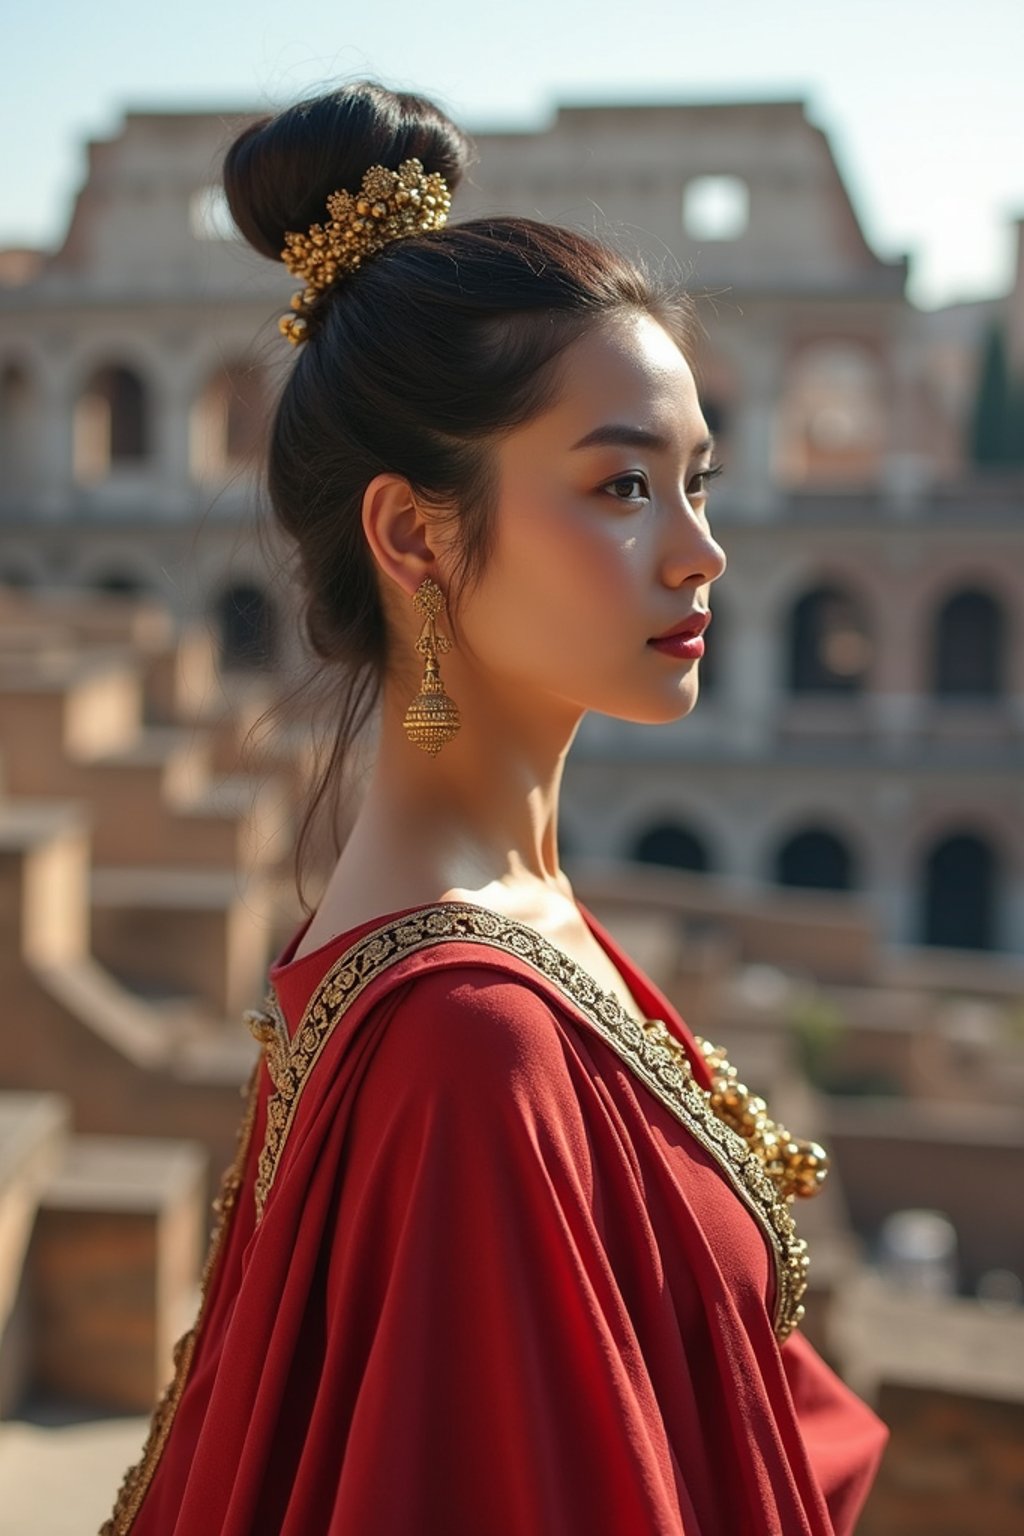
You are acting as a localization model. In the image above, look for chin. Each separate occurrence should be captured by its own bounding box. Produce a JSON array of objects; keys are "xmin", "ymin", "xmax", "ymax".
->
[
  {"xmin": 600, "ymin": 680, "xmax": 701, "ymax": 727},
  {"xmin": 642, "ymin": 698, "xmax": 700, "ymax": 726}
]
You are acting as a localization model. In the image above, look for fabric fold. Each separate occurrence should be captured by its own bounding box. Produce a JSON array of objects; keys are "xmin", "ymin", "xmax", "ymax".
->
[{"xmin": 104, "ymin": 901, "xmax": 886, "ymax": 1536}]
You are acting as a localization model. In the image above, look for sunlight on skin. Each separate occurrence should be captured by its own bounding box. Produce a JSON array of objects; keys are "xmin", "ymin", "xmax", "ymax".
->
[{"xmin": 295, "ymin": 311, "xmax": 727, "ymax": 987}]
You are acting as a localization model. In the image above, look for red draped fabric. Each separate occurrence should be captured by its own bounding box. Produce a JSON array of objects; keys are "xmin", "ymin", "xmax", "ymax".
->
[{"xmin": 114, "ymin": 901, "xmax": 886, "ymax": 1535}]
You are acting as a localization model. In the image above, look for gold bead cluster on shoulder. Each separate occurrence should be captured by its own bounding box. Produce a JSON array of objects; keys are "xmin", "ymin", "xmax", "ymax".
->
[
  {"xmin": 640, "ymin": 1022, "xmax": 829, "ymax": 1203},
  {"xmin": 694, "ymin": 1036, "xmax": 829, "ymax": 1201},
  {"xmin": 278, "ymin": 157, "xmax": 452, "ymax": 345}
]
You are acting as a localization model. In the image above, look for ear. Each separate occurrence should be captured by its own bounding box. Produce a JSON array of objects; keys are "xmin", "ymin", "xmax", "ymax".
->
[{"xmin": 361, "ymin": 472, "xmax": 440, "ymax": 599}]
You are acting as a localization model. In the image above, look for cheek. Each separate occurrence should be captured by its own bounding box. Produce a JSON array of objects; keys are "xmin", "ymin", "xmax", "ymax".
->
[
  {"xmin": 462, "ymin": 501, "xmax": 650, "ymax": 672},
  {"xmin": 528, "ymin": 490, "xmax": 647, "ymax": 597}
]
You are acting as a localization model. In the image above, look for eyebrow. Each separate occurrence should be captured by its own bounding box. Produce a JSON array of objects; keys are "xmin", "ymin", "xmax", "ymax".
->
[{"xmin": 571, "ymin": 424, "xmax": 717, "ymax": 458}]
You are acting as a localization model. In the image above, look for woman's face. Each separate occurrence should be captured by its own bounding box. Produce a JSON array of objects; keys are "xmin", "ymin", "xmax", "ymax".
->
[{"xmin": 453, "ymin": 309, "xmax": 727, "ymax": 729}]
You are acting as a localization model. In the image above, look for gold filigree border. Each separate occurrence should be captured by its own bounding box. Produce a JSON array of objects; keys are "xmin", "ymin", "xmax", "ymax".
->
[
  {"xmin": 250, "ymin": 903, "xmax": 809, "ymax": 1341},
  {"xmin": 98, "ymin": 1063, "xmax": 262, "ymax": 1536}
]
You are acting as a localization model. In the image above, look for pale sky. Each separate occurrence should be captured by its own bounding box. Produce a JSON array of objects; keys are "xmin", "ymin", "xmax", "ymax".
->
[{"xmin": 4, "ymin": 0, "xmax": 1022, "ymax": 310}]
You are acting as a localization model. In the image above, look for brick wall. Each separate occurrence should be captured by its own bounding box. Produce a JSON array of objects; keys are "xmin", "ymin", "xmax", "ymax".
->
[{"xmin": 858, "ymin": 1384, "xmax": 1024, "ymax": 1535}]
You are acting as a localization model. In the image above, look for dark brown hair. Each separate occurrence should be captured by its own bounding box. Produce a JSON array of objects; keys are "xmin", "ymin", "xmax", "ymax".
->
[{"xmin": 223, "ymin": 80, "xmax": 697, "ymax": 910}]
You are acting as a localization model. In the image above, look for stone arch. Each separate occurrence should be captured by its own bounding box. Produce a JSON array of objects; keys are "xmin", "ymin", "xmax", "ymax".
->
[
  {"xmin": 215, "ymin": 581, "xmax": 278, "ymax": 670},
  {"xmin": 785, "ymin": 581, "xmax": 872, "ymax": 692},
  {"xmin": 914, "ymin": 829, "xmax": 994, "ymax": 946},
  {"xmin": 928, "ymin": 586, "xmax": 1006, "ymax": 697},
  {"xmin": 700, "ymin": 397, "xmax": 727, "ymax": 438},
  {"xmin": 772, "ymin": 825, "xmax": 857, "ymax": 890},
  {"xmin": 73, "ymin": 362, "xmax": 151, "ymax": 482},
  {"xmin": 629, "ymin": 820, "xmax": 711, "ymax": 872},
  {"xmin": 90, "ymin": 569, "xmax": 151, "ymax": 599},
  {"xmin": 0, "ymin": 358, "xmax": 37, "ymax": 492},
  {"xmin": 190, "ymin": 360, "xmax": 269, "ymax": 479},
  {"xmin": 690, "ymin": 343, "xmax": 740, "ymax": 477},
  {"xmin": 75, "ymin": 542, "xmax": 169, "ymax": 598},
  {"xmin": 919, "ymin": 828, "xmax": 999, "ymax": 950}
]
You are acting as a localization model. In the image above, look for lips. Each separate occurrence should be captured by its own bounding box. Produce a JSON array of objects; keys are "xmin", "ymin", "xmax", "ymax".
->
[
  {"xmin": 647, "ymin": 609, "xmax": 710, "ymax": 662},
  {"xmin": 649, "ymin": 610, "xmax": 711, "ymax": 643}
]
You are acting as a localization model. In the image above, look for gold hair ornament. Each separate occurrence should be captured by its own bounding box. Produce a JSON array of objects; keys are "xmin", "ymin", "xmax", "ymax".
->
[
  {"xmin": 402, "ymin": 577, "xmax": 461, "ymax": 756},
  {"xmin": 278, "ymin": 157, "xmax": 452, "ymax": 345}
]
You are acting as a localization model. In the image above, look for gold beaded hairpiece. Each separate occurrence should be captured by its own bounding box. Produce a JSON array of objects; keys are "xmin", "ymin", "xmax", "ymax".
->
[{"xmin": 277, "ymin": 156, "xmax": 452, "ymax": 345}]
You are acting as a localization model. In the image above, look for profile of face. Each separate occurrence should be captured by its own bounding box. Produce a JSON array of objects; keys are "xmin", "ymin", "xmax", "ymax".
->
[{"xmin": 450, "ymin": 309, "xmax": 728, "ymax": 733}]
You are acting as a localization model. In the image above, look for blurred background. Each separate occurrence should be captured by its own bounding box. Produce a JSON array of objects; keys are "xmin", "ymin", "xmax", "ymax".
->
[{"xmin": 0, "ymin": 2, "xmax": 1022, "ymax": 1532}]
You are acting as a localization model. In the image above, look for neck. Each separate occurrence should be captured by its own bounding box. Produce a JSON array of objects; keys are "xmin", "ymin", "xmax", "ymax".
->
[{"xmin": 337, "ymin": 675, "xmax": 582, "ymax": 907}]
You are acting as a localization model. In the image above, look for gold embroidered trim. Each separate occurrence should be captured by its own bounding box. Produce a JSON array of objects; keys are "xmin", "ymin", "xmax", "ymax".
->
[
  {"xmin": 98, "ymin": 1062, "xmax": 261, "ymax": 1536},
  {"xmin": 249, "ymin": 903, "xmax": 810, "ymax": 1340}
]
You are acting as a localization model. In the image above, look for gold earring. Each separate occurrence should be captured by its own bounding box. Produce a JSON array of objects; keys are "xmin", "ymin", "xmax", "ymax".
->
[{"xmin": 402, "ymin": 577, "xmax": 461, "ymax": 756}]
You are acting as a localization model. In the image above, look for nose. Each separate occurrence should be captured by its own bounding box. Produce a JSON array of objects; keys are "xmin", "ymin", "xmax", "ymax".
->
[{"xmin": 660, "ymin": 506, "xmax": 727, "ymax": 589}]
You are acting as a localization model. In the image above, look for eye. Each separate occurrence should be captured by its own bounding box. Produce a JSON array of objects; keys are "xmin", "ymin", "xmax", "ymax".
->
[
  {"xmin": 603, "ymin": 472, "xmax": 649, "ymax": 502},
  {"xmin": 688, "ymin": 461, "xmax": 724, "ymax": 498}
]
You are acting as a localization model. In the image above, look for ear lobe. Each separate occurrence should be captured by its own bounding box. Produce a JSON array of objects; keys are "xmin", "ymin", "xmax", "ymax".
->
[{"xmin": 361, "ymin": 472, "xmax": 438, "ymax": 598}]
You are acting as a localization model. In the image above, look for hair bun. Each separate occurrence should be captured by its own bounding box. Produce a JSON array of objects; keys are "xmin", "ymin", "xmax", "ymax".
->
[{"xmin": 223, "ymin": 80, "xmax": 473, "ymax": 263}]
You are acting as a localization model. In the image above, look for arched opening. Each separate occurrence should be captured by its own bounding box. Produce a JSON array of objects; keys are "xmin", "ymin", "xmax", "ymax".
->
[
  {"xmin": 74, "ymin": 364, "xmax": 151, "ymax": 482},
  {"xmin": 921, "ymin": 831, "xmax": 998, "ymax": 950},
  {"xmin": 930, "ymin": 588, "xmax": 1005, "ymax": 697},
  {"xmin": 691, "ymin": 344, "xmax": 738, "ymax": 472},
  {"xmin": 0, "ymin": 360, "xmax": 37, "ymax": 492},
  {"xmin": 701, "ymin": 398, "xmax": 726, "ymax": 439},
  {"xmin": 774, "ymin": 827, "xmax": 855, "ymax": 890},
  {"xmin": 786, "ymin": 584, "xmax": 871, "ymax": 693},
  {"xmin": 91, "ymin": 570, "xmax": 149, "ymax": 599},
  {"xmin": 216, "ymin": 583, "xmax": 277, "ymax": 670},
  {"xmin": 776, "ymin": 342, "xmax": 886, "ymax": 487},
  {"xmin": 630, "ymin": 822, "xmax": 710, "ymax": 872},
  {"xmin": 191, "ymin": 362, "xmax": 268, "ymax": 479}
]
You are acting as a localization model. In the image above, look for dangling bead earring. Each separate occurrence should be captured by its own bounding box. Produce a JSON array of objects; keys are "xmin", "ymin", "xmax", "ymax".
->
[{"xmin": 402, "ymin": 577, "xmax": 461, "ymax": 756}]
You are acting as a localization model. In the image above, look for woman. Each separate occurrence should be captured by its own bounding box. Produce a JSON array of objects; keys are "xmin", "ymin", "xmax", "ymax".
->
[{"xmin": 103, "ymin": 80, "xmax": 887, "ymax": 1535}]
